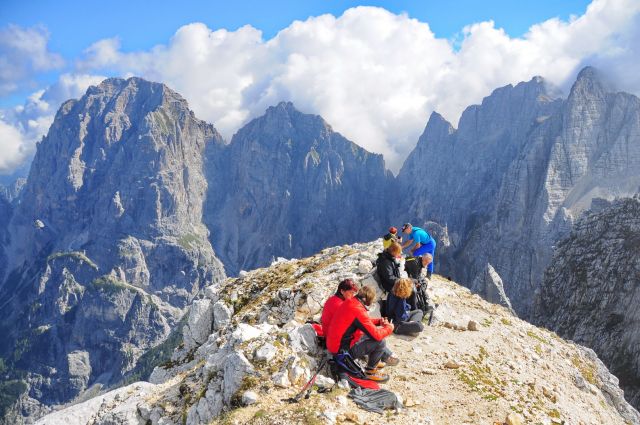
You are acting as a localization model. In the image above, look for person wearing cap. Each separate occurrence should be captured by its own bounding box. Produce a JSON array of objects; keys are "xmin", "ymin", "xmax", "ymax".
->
[
  {"xmin": 320, "ymin": 279, "xmax": 359, "ymax": 337},
  {"xmin": 401, "ymin": 223, "xmax": 436, "ymax": 279},
  {"xmin": 382, "ymin": 226, "xmax": 401, "ymax": 249}
]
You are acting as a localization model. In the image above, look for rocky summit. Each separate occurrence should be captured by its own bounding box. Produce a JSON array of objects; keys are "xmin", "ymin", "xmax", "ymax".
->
[
  {"xmin": 204, "ymin": 101, "xmax": 393, "ymax": 275},
  {"xmin": 36, "ymin": 240, "xmax": 640, "ymax": 425},
  {"xmin": 534, "ymin": 196, "xmax": 640, "ymax": 409}
]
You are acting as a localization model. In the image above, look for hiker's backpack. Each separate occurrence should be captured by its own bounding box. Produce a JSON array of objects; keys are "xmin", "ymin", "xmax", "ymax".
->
[
  {"xmin": 329, "ymin": 352, "xmax": 380, "ymax": 390},
  {"xmin": 404, "ymin": 256, "xmax": 423, "ymax": 279}
]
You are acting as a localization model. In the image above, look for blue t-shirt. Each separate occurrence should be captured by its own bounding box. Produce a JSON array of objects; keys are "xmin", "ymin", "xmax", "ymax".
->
[{"xmin": 409, "ymin": 226, "xmax": 432, "ymax": 245}]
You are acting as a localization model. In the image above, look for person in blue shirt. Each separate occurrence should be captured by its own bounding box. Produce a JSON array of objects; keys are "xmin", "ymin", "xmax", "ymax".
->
[{"xmin": 401, "ymin": 223, "xmax": 436, "ymax": 279}]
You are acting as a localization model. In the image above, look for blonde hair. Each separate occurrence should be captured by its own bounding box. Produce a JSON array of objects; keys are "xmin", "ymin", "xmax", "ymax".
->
[
  {"xmin": 387, "ymin": 242, "xmax": 402, "ymax": 256},
  {"xmin": 357, "ymin": 285, "xmax": 377, "ymax": 306},
  {"xmin": 392, "ymin": 278, "xmax": 414, "ymax": 299}
]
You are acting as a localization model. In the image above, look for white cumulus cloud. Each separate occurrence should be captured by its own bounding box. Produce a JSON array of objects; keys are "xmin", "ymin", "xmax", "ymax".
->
[
  {"xmin": 0, "ymin": 73, "xmax": 105, "ymax": 174},
  {"xmin": 0, "ymin": 25, "xmax": 64, "ymax": 96},
  {"xmin": 3, "ymin": 0, "xmax": 640, "ymax": 175}
]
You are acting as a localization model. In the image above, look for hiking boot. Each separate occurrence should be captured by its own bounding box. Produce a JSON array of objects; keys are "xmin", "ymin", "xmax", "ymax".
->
[
  {"xmin": 375, "ymin": 361, "xmax": 386, "ymax": 369},
  {"xmin": 365, "ymin": 368, "xmax": 390, "ymax": 383},
  {"xmin": 384, "ymin": 356, "xmax": 400, "ymax": 367}
]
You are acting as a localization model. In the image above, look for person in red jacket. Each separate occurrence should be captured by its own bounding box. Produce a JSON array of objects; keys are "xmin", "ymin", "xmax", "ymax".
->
[
  {"xmin": 320, "ymin": 279, "xmax": 359, "ymax": 337},
  {"xmin": 326, "ymin": 286, "xmax": 400, "ymax": 381}
]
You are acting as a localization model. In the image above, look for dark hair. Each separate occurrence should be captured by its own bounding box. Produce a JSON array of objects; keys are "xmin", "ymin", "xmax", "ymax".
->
[{"xmin": 337, "ymin": 279, "xmax": 358, "ymax": 293}]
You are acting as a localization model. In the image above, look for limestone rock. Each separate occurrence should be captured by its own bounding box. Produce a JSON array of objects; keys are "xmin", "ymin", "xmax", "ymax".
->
[
  {"xmin": 254, "ymin": 343, "xmax": 277, "ymax": 362},
  {"xmin": 232, "ymin": 323, "xmax": 264, "ymax": 343},
  {"xmin": 213, "ymin": 300, "xmax": 232, "ymax": 331},
  {"xmin": 242, "ymin": 391, "xmax": 258, "ymax": 406},
  {"xmin": 505, "ymin": 412, "xmax": 524, "ymax": 425},
  {"xmin": 470, "ymin": 264, "xmax": 514, "ymax": 313},
  {"xmin": 184, "ymin": 299, "xmax": 213, "ymax": 349},
  {"xmin": 289, "ymin": 324, "xmax": 318, "ymax": 354}
]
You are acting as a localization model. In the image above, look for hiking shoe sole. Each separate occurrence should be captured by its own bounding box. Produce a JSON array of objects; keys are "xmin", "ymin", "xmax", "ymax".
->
[{"xmin": 365, "ymin": 372, "xmax": 390, "ymax": 383}]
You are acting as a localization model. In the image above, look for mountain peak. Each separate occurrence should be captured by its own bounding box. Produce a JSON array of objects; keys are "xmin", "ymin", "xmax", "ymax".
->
[{"xmin": 569, "ymin": 66, "xmax": 609, "ymax": 100}]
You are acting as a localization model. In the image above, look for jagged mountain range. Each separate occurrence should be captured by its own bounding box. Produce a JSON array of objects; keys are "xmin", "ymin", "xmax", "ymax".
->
[
  {"xmin": 1, "ymin": 66, "xmax": 640, "ymax": 422},
  {"xmin": 533, "ymin": 196, "xmax": 640, "ymax": 408}
]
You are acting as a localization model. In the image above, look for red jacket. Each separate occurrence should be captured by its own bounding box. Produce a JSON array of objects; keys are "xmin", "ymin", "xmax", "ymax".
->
[
  {"xmin": 321, "ymin": 294, "xmax": 344, "ymax": 337},
  {"xmin": 326, "ymin": 297, "xmax": 393, "ymax": 354}
]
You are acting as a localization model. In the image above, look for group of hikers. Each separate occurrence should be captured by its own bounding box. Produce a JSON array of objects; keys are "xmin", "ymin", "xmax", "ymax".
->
[{"xmin": 315, "ymin": 223, "xmax": 437, "ymax": 384}]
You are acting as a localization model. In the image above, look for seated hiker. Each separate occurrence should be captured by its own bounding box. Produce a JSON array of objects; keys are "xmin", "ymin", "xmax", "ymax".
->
[
  {"xmin": 326, "ymin": 286, "xmax": 399, "ymax": 382},
  {"xmin": 376, "ymin": 242, "xmax": 418, "ymax": 311},
  {"xmin": 375, "ymin": 242, "xmax": 402, "ymax": 293},
  {"xmin": 382, "ymin": 226, "xmax": 401, "ymax": 249},
  {"xmin": 386, "ymin": 278, "xmax": 425, "ymax": 336},
  {"xmin": 401, "ymin": 223, "xmax": 436, "ymax": 279},
  {"xmin": 320, "ymin": 279, "xmax": 359, "ymax": 337}
]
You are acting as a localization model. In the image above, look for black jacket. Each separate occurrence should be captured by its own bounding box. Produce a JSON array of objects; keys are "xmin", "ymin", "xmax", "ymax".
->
[{"xmin": 376, "ymin": 251, "xmax": 400, "ymax": 293}]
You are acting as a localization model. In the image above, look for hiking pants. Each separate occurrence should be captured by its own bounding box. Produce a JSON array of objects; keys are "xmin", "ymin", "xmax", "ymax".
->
[
  {"xmin": 393, "ymin": 310, "xmax": 425, "ymax": 335},
  {"xmin": 350, "ymin": 335, "xmax": 392, "ymax": 369},
  {"xmin": 413, "ymin": 239, "xmax": 436, "ymax": 273}
]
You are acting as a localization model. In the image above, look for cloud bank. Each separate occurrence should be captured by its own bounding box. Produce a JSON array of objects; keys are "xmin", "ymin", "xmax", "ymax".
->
[{"xmin": 2, "ymin": 0, "xmax": 640, "ymax": 174}]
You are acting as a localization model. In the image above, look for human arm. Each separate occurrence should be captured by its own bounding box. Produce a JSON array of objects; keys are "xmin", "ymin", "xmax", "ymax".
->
[{"xmin": 354, "ymin": 307, "xmax": 394, "ymax": 340}]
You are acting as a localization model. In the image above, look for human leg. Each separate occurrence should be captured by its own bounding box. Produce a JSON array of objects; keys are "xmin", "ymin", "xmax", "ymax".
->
[{"xmin": 349, "ymin": 336, "xmax": 393, "ymax": 369}]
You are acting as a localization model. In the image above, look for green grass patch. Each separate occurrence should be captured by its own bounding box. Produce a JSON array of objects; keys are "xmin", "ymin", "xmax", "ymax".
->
[
  {"xmin": 527, "ymin": 330, "xmax": 549, "ymax": 345},
  {"xmin": 47, "ymin": 251, "xmax": 98, "ymax": 271},
  {"xmin": 0, "ymin": 379, "xmax": 28, "ymax": 419}
]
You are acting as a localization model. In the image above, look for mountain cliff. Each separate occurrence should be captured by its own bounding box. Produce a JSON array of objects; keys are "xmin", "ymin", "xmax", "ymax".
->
[
  {"xmin": 533, "ymin": 196, "xmax": 640, "ymax": 409},
  {"xmin": 204, "ymin": 101, "xmax": 392, "ymax": 275},
  {"xmin": 399, "ymin": 67, "xmax": 640, "ymax": 317},
  {"xmin": 34, "ymin": 240, "xmax": 640, "ymax": 425},
  {"xmin": 0, "ymin": 77, "xmax": 226, "ymax": 422}
]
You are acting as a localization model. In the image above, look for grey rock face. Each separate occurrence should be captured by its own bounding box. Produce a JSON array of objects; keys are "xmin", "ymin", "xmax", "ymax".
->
[
  {"xmin": 398, "ymin": 67, "xmax": 640, "ymax": 317},
  {"xmin": 470, "ymin": 264, "xmax": 514, "ymax": 313},
  {"xmin": 0, "ymin": 77, "xmax": 226, "ymax": 422},
  {"xmin": 533, "ymin": 197, "xmax": 640, "ymax": 408},
  {"xmin": 204, "ymin": 101, "xmax": 393, "ymax": 275}
]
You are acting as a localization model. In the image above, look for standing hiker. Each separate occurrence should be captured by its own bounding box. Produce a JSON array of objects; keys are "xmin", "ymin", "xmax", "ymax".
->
[
  {"xmin": 401, "ymin": 223, "xmax": 436, "ymax": 279},
  {"xmin": 382, "ymin": 227, "xmax": 401, "ymax": 249}
]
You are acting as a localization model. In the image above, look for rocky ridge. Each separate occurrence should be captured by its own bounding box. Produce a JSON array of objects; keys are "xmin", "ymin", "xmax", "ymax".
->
[
  {"xmin": 204, "ymin": 101, "xmax": 392, "ymax": 275},
  {"xmin": 398, "ymin": 67, "xmax": 640, "ymax": 318},
  {"xmin": 37, "ymin": 240, "xmax": 640, "ymax": 425},
  {"xmin": 533, "ymin": 196, "xmax": 640, "ymax": 409}
]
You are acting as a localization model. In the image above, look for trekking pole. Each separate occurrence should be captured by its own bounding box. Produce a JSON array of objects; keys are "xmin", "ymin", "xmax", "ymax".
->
[{"xmin": 284, "ymin": 357, "xmax": 328, "ymax": 403}]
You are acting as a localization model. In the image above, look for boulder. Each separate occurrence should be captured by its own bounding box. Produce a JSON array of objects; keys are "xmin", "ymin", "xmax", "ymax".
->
[
  {"xmin": 254, "ymin": 343, "xmax": 277, "ymax": 362},
  {"xmin": 213, "ymin": 301, "xmax": 232, "ymax": 331},
  {"xmin": 289, "ymin": 324, "xmax": 318, "ymax": 354},
  {"xmin": 232, "ymin": 323, "xmax": 264, "ymax": 343},
  {"xmin": 184, "ymin": 299, "xmax": 213, "ymax": 349}
]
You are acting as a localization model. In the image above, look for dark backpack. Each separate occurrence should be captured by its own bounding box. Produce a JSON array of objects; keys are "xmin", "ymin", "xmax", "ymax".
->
[{"xmin": 404, "ymin": 256, "xmax": 423, "ymax": 279}]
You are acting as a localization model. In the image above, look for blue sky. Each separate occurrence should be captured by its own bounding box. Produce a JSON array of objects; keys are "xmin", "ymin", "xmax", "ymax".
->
[
  {"xmin": 1, "ymin": 0, "xmax": 639, "ymax": 177},
  {"xmin": 1, "ymin": 0, "xmax": 590, "ymax": 103},
  {"xmin": 3, "ymin": 0, "xmax": 590, "ymax": 53}
]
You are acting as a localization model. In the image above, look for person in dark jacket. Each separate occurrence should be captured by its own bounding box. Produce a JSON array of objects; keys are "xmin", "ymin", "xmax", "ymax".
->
[
  {"xmin": 376, "ymin": 242, "xmax": 417, "ymax": 310},
  {"xmin": 326, "ymin": 286, "xmax": 399, "ymax": 382},
  {"xmin": 376, "ymin": 242, "xmax": 402, "ymax": 293},
  {"xmin": 320, "ymin": 279, "xmax": 359, "ymax": 337},
  {"xmin": 386, "ymin": 278, "xmax": 424, "ymax": 336}
]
